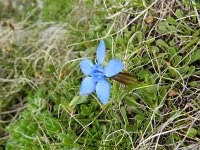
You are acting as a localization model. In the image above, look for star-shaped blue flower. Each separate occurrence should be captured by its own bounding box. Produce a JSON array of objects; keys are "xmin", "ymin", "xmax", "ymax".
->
[{"xmin": 80, "ymin": 39, "xmax": 124, "ymax": 104}]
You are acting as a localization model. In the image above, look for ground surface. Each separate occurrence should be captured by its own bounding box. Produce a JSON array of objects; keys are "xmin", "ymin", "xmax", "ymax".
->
[{"xmin": 0, "ymin": 0, "xmax": 200, "ymax": 149}]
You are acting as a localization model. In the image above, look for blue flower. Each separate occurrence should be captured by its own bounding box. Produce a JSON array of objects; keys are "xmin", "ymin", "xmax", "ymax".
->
[{"xmin": 80, "ymin": 39, "xmax": 124, "ymax": 104}]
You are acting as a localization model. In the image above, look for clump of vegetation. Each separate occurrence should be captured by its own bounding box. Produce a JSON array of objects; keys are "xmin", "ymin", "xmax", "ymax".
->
[{"xmin": 0, "ymin": 0, "xmax": 199, "ymax": 149}]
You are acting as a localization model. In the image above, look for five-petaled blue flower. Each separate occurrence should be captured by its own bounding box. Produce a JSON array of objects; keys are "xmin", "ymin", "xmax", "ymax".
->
[{"xmin": 80, "ymin": 39, "xmax": 124, "ymax": 104}]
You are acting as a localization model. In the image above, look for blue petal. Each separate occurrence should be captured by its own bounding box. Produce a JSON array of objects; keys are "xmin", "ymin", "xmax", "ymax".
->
[
  {"xmin": 80, "ymin": 59, "xmax": 94, "ymax": 75},
  {"xmin": 96, "ymin": 39, "xmax": 106, "ymax": 65},
  {"xmin": 104, "ymin": 59, "xmax": 124, "ymax": 77},
  {"xmin": 96, "ymin": 78, "xmax": 110, "ymax": 104},
  {"xmin": 80, "ymin": 77, "xmax": 96, "ymax": 95}
]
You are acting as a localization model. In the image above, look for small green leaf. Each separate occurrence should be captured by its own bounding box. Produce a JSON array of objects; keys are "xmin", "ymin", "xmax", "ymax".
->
[
  {"xmin": 179, "ymin": 66, "xmax": 189, "ymax": 74},
  {"xmin": 136, "ymin": 31, "xmax": 143, "ymax": 42},
  {"xmin": 80, "ymin": 104, "xmax": 93, "ymax": 116},
  {"xmin": 168, "ymin": 47, "xmax": 176, "ymax": 56},
  {"xmin": 175, "ymin": 9, "xmax": 183, "ymax": 18},
  {"xmin": 69, "ymin": 96, "xmax": 88, "ymax": 108},
  {"xmin": 48, "ymin": 64, "xmax": 55, "ymax": 72},
  {"xmin": 167, "ymin": 17, "xmax": 178, "ymax": 25},
  {"xmin": 187, "ymin": 128, "xmax": 197, "ymax": 138},
  {"xmin": 188, "ymin": 66, "xmax": 196, "ymax": 74},
  {"xmin": 156, "ymin": 39, "xmax": 169, "ymax": 48},
  {"xmin": 188, "ymin": 81, "xmax": 197, "ymax": 87},
  {"xmin": 169, "ymin": 40, "xmax": 175, "ymax": 47},
  {"xmin": 173, "ymin": 55, "xmax": 182, "ymax": 66},
  {"xmin": 180, "ymin": 37, "xmax": 199, "ymax": 53},
  {"xmin": 168, "ymin": 25, "xmax": 178, "ymax": 32},
  {"xmin": 134, "ymin": 115, "xmax": 144, "ymax": 124},
  {"xmin": 120, "ymin": 106, "xmax": 129, "ymax": 124},
  {"xmin": 146, "ymin": 36, "xmax": 155, "ymax": 44},
  {"xmin": 158, "ymin": 22, "xmax": 169, "ymax": 33},
  {"xmin": 189, "ymin": 49, "xmax": 200, "ymax": 64},
  {"xmin": 137, "ymin": 70, "xmax": 150, "ymax": 80},
  {"xmin": 193, "ymin": 29, "xmax": 200, "ymax": 36}
]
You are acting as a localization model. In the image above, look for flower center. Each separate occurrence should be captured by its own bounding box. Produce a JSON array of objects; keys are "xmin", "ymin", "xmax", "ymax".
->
[{"xmin": 91, "ymin": 65, "xmax": 105, "ymax": 81}]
